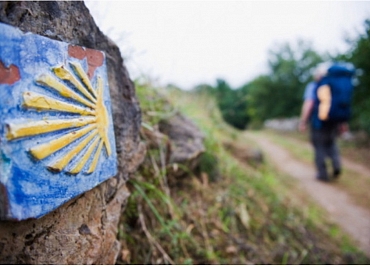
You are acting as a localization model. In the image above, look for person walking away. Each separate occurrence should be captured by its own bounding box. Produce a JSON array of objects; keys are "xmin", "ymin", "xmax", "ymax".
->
[{"xmin": 299, "ymin": 62, "xmax": 355, "ymax": 182}]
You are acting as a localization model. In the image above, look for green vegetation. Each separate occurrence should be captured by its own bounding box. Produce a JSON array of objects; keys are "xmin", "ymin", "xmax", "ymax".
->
[
  {"xmin": 342, "ymin": 19, "xmax": 370, "ymax": 135},
  {"xmin": 194, "ymin": 39, "xmax": 324, "ymax": 130},
  {"xmin": 117, "ymin": 83, "xmax": 370, "ymax": 264},
  {"xmin": 194, "ymin": 79, "xmax": 250, "ymax": 130},
  {"xmin": 246, "ymin": 39, "xmax": 323, "ymax": 126},
  {"xmin": 197, "ymin": 18, "xmax": 370, "ymax": 137}
]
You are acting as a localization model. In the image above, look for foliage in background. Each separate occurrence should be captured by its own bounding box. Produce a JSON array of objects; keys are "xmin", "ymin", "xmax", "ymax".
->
[
  {"xmin": 193, "ymin": 80, "xmax": 250, "ymax": 130},
  {"xmin": 195, "ymin": 39, "xmax": 323, "ymax": 129},
  {"xmin": 246, "ymin": 39, "xmax": 323, "ymax": 124},
  {"xmin": 215, "ymin": 79, "xmax": 250, "ymax": 130},
  {"xmin": 341, "ymin": 19, "xmax": 370, "ymax": 135}
]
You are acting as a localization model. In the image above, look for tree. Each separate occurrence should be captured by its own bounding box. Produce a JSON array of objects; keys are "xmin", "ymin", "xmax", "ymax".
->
[
  {"xmin": 214, "ymin": 79, "xmax": 250, "ymax": 129},
  {"xmin": 245, "ymin": 75, "xmax": 274, "ymax": 126},
  {"xmin": 344, "ymin": 19, "xmax": 370, "ymax": 134},
  {"xmin": 246, "ymin": 40, "xmax": 323, "ymax": 124}
]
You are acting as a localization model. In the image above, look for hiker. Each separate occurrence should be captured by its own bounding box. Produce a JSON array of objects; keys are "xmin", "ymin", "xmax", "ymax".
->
[{"xmin": 299, "ymin": 62, "xmax": 355, "ymax": 181}]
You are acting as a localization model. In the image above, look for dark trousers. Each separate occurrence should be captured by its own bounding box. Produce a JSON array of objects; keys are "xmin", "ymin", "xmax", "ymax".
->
[{"xmin": 310, "ymin": 124, "xmax": 341, "ymax": 180}]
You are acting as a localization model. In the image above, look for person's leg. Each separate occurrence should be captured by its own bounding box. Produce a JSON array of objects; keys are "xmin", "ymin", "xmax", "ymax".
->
[
  {"xmin": 327, "ymin": 125, "xmax": 341, "ymax": 178},
  {"xmin": 311, "ymin": 129, "xmax": 329, "ymax": 180}
]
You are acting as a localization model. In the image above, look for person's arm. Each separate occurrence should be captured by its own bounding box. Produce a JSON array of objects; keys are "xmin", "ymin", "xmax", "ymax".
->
[
  {"xmin": 299, "ymin": 99, "xmax": 314, "ymax": 132},
  {"xmin": 317, "ymin": 84, "xmax": 331, "ymax": 121}
]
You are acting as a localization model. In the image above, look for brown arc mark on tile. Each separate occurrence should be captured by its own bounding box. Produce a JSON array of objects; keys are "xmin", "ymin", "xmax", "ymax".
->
[
  {"xmin": 0, "ymin": 60, "xmax": 20, "ymax": 85},
  {"xmin": 68, "ymin": 45, "xmax": 104, "ymax": 80},
  {"xmin": 68, "ymin": 45, "xmax": 85, "ymax": 60},
  {"xmin": 85, "ymin": 48, "xmax": 104, "ymax": 80}
]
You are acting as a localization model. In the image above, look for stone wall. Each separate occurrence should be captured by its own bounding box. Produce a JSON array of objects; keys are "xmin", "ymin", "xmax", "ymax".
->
[
  {"xmin": 264, "ymin": 117, "xmax": 300, "ymax": 132},
  {"xmin": 0, "ymin": 1, "xmax": 145, "ymax": 264}
]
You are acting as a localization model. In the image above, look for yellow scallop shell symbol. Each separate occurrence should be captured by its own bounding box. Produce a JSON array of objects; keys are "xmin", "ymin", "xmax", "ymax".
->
[{"xmin": 6, "ymin": 61, "xmax": 111, "ymax": 175}]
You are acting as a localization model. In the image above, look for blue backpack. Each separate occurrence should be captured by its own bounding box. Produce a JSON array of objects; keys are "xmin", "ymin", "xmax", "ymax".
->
[{"xmin": 312, "ymin": 63, "xmax": 355, "ymax": 128}]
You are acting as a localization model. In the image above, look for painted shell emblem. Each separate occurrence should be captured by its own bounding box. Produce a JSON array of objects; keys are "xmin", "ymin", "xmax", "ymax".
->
[{"xmin": 6, "ymin": 61, "xmax": 111, "ymax": 175}]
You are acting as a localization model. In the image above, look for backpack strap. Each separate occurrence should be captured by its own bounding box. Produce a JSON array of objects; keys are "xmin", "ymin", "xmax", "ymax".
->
[{"xmin": 311, "ymin": 81, "xmax": 323, "ymax": 129}]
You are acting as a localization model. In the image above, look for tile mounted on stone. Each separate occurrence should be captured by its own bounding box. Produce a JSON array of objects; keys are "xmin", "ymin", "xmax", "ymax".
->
[{"xmin": 0, "ymin": 22, "xmax": 118, "ymax": 221}]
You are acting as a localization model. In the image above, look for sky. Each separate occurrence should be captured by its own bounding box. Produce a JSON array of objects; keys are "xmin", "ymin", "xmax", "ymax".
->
[{"xmin": 85, "ymin": 1, "xmax": 370, "ymax": 90}]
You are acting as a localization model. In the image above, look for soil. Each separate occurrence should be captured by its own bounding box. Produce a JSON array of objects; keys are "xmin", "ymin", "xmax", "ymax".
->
[{"xmin": 244, "ymin": 130, "xmax": 370, "ymax": 256}]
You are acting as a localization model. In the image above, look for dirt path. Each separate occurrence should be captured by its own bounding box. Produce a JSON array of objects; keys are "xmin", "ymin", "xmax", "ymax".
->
[{"xmin": 244, "ymin": 131, "xmax": 370, "ymax": 256}]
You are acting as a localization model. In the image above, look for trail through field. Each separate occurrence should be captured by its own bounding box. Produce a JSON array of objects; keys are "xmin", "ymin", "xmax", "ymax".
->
[{"xmin": 244, "ymin": 131, "xmax": 370, "ymax": 256}]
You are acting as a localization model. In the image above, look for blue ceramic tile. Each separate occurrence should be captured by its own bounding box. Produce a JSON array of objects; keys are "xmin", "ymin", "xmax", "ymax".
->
[{"xmin": 0, "ymin": 23, "xmax": 117, "ymax": 220}]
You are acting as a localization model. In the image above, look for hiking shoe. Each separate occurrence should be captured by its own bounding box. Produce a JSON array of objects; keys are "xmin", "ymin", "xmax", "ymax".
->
[
  {"xmin": 333, "ymin": 169, "xmax": 341, "ymax": 179},
  {"xmin": 316, "ymin": 177, "xmax": 330, "ymax": 182},
  {"xmin": 316, "ymin": 174, "xmax": 330, "ymax": 182}
]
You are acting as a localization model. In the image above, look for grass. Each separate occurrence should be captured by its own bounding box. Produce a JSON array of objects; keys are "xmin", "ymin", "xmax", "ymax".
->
[{"xmin": 116, "ymin": 83, "xmax": 370, "ymax": 264}]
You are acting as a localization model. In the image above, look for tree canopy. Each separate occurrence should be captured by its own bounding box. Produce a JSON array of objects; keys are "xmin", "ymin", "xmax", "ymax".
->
[{"xmin": 344, "ymin": 19, "xmax": 370, "ymax": 134}]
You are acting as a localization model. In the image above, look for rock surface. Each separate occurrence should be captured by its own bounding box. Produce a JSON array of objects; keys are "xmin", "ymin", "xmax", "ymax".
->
[
  {"xmin": 223, "ymin": 141, "xmax": 264, "ymax": 166},
  {"xmin": 158, "ymin": 113, "xmax": 205, "ymax": 166},
  {"xmin": 0, "ymin": 1, "xmax": 144, "ymax": 264},
  {"xmin": 139, "ymin": 112, "xmax": 205, "ymax": 179},
  {"xmin": 264, "ymin": 117, "xmax": 300, "ymax": 132}
]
